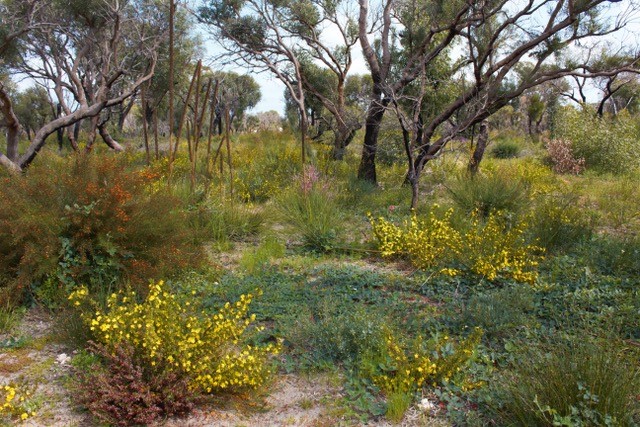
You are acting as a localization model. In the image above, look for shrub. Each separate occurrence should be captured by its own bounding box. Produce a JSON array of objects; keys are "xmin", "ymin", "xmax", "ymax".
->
[
  {"xmin": 70, "ymin": 281, "xmax": 279, "ymax": 394},
  {"xmin": 283, "ymin": 301, "xmax": 389, "ymax": 368},
  {"xmin": 526, "ymin": 195, "xmax": 593, "ymax": 252},
  {"xmin": 76, "ymin": 341, "xmax": 193, "ymax": 427},
  {"xmin": 0, "ymin": 154, "xmax": 204, "ymax": 306},
  {"xmin": 545, "ymin": 138, "xmax": 585, "ymax": 175},
  {"xmin": 233, "ymin": 136, "xmax": 301, "ymax": 202},
  {"xmin": 490, "ymin": 140, "xmax": 521, "ymax": 159},
  {"xmin": 457, "ymin": 213, "xmax": 543, "ymax": 284},
  {"xmin": 360, "ymin": 328, "xmax": 483, "ymax": 421},
  {"xmin": 590, "ymin": 175, "xmax": 640, "ymax": 231},
  {"xmin": 239, "ymin": 236, "xmax": 286, "ymax": 273},
  {"xmin": 277, "ymin": 165, "xmax": 342, "ymax": 251},
  {"xmin": 368, "ymin": 208, "xmax": 460, "ymax": 271},
  {"xmin": 447, "ymin": 171, "xmax": 529, "ymax": 217},
  {"xmin": 457, "ymin": 286, "xmax": 535, "ymax": 341},
  {"xmin": 555, "ymin": 107, "xmax": 640, "ymax": 174},
  {"xmin": 204, "ymin": 200, "xmax": 265, "ymax": 243},
  {"xmin": 284, "ymin": 299, "xmax": 483, "ymax": 421},
  {"xmin": 495, "ymin": 340, "xmax": 640, "ymax": 426},
  {"xmin": 580, "ymin": 235, "xmax": 640, "ymax": 278},
  {"xmin": 369, "ymin": 208, "xmax": 543, "ymax": 284},
  {"xmin": 0, "ymin": 303, "xmax": 25, "ymax": 334},
  {"xmin": 0, "ymin": 383, "xmax": 36, "ymax": 423}
]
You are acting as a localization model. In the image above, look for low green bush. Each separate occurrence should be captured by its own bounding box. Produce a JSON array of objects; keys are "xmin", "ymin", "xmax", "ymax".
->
[
  {"xmin": 495, "ymin": 339, "xmax": 640, "ymax": 426},
  {"xmin": 204, "ymin": 200, "xmax": 265, "ymax": 243},
  {"xmin": 277, "ymin": 165, "xmax": 342, "ymax": 251},
  {"xmin": 457, "ymin": 286, "xmax": 536, "ymax": 341},
  {"xmin": 446, "ymin": 171, "xmax": 530, "ymax": 218},
  {"xmin": 526, "ymin": 195, "xmax": 593, "ymax": 252},
  {"xmin": 490, "ymin": 140, "xmax": 521, "ymax": 159},
  {"xmin": 579, "ymin": 235, "xmax": 640, "ymax": 278},
  {"xmin": 239, "ymin": 236, "xmax": 286, "ymax": 273},
  {"xmin": 555, "ymin": 107, "xmax": 640, "ymax": 174}
]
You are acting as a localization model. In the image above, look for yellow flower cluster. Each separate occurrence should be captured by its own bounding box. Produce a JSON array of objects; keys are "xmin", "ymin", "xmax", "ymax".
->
[
  {"xmin": 458, "ymin": 213, "xmax": 543, "ymax": 284},
  {"xmin": 369, "ymin": 207, "xmax": 543, "ymax": 284},
  {"xmin": 370, "ymin": 334, "xmax": 437, "ymax": 395},
  {"xmin": 366, "ymin": 328, "xmax": 483, "ymax": 396},
  {"xmin": 1, "ymin": 384, "xmax": 35, "ymax": 423},
  {"xmin": 431, "ymin": 327, "xmax": 483, "ymax": 387},
  {"xmin": 70, "ymin": 281, "xmax": 280, "ymax": 393},
  {"xmin": 369, "ymin": 208, "xmax": 460, "ymax": 270},
  {"xmin": 233, "ymin": 143, "xmax": 301, "ymax": 202}
]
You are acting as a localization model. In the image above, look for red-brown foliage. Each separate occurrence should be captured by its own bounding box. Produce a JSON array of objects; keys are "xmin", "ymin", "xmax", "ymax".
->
[
  {"xmin": 546, "ymin": 139, "xmax": 586, "ymax": 175},
  {"xmin": 76, "ymin": 341, "xmax": 194, "ymax": 426}
]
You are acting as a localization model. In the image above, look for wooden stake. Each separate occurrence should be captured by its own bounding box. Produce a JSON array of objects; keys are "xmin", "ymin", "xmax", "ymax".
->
[
  {"xmin": 141, "ymin": 82, "xmax": 150, "ymax": 165},
  {"xmin": 153, "ymin": 109, "xmax": 159, "ymax": 160},
  {"xmin": 173, "ymin": 60, "xmax": 201, "ymax": 160}
]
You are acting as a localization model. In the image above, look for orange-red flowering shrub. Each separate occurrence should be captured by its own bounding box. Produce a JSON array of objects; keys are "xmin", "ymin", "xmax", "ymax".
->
[{"xmin": 0, "ymin": 153, "xmax": 204, "ymax": 305}]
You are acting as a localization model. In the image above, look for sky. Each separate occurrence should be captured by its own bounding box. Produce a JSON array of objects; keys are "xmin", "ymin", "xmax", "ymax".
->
[
  {"xmin": 197, "ymin": 7, "xmax": 371, "ymax": 115},
  {"xmin": 196, "ymin": 0, "xmax": 640, "ymax": 116}
]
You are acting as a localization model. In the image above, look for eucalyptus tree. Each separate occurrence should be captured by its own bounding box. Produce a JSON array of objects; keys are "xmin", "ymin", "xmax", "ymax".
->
[
  {"xmin": 0, "ymin": 0, "xmax": 45, "ymax": 171},
  {"xmin": 13, "ymin": 86, "xmax": 53, "ymax": 140},
  {"xmin": 357, "ymin": 0, "xmax": 640, "ymax": 187},
  {"xmin": 0, "ymin": 0, "xmax": 164, "ymax": 172},
  {"xmin": 210, "ymin": 71, "xmax": 261, "ymax": 132},
  {"xmin": 199, "ymin": 0, "xmax": 362, "ymax": 161}
]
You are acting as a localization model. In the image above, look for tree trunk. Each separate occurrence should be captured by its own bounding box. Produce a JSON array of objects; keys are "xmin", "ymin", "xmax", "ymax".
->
[
  {"xmin": 73, "ymin": 121, "xmax": 81, "ymax": 143},
  {"xmin": 357, "ymin": 97, "xmax": 388, "ymax": 183},
  {"xmin": 153, "ymin": 109, "xmax": 159, "ymax": 160},
  {"xmin": 5, "ymin": 125, "xmax": 20, "ymax": 162},
  {"xmin": 85, "ymin": 116, "xmax": 100, "ymax": 152},
  {"xmin": 56, "ymin": 104, "xmax": 64, "ymax": 151},
  {"xmin": 467, "ymin": 121, "xmax": 489, "ymax": 175},
  {"xmin": 117, "ymin": 96, "xmax": 136, "ymax": 133},
  {"xmin": 98, "ymin": 124, "xmax": 124, "ymax": 152},
  {"xmin": 141, "ymin": 84, "xmax": 150, "ymax": 164},
  {"xmin": 0, "ymin": 85, "xmax": 20, "ymax": 162},
  {"xmin": 0, "ymin": 153, "xmax": 21, "ymax": 174},
  {"xmin": 331, "ymin": 126, "xmax": 358, "ymax": 160}
]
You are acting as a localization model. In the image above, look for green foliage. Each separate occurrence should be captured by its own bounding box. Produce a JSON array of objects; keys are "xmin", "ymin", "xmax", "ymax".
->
[
  {"xmin": 204, "ymin": 200, "xmax": 265, "ymax": 243},
  {"xmin": 446, "ymin": 171, "xmax": 530, "ymax": 217},
  {"xmin": 233, "ymin": 132, "xmax": 302, "ymax": 202},
  {"xmin": 239, "ymin": 236, "xmax": 286, "ymax": 273},
  {"xmin": 588, "ymin": 174, "xmax": 640, "ymax": 231},
  {"xmin": 277, "ymin": 165, "xmax": 342, "ymax": 251},
  {"xmin": 284, "ymin": 300, "xmax": 388, "ymax": 368},
  {"xmin": 578, "ymin": 235, "xmax": 640, "ymax": 278},
  {"xmin": 555, "ymin": 107, "xmax": 640, "ymax": 174},
  {"xmin": 490, "ymin": 140, "xmax": 521, "ymax": 159},
  {"xmin": 495, "ymin": 339, "xmax": 640, "ymax": 426},
  {"xmin": 457, "ymin": 285, "xmax": 536, "ymax": 341},
  {"xmin": 0, "ymin": 303, "xmax": 25, "ymax": 334},
  {"xmin": 526, "ymin": 195, "xmax": 593, "ymax": 252}
]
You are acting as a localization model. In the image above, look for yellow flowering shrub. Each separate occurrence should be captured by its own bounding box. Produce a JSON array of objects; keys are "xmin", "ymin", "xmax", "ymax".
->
[
  {"xmin": 369, "ymin": 208, "xmax": 460, "ymax": 270},
  {"xmin": 458, "ymin": 213, "xmax": 543, "ymax": 284},
  {"xmin": 1, "ymin": 384, "xmax": 36, "ymax": 423},
  {"xmin": 363, "ymin": 327, "xmax": 483, "ymax": 396},
  {"xmin": 233, "ymin": 142, "xmax": 301, "ymax": 202},
  {"xmin": 69, "ymin": 281, "xmax": 280, "ymax": 393},
  {"xmin": 369, "ymin": 207, "xmax": 543, "ymax": 284}
]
